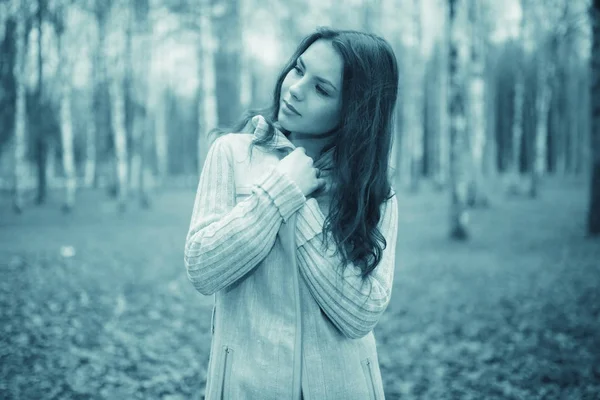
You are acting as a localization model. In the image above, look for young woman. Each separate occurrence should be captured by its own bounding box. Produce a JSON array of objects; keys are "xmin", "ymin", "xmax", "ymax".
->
[{"xmin": 184, "ymin": 27, "xmax": 399, "ymax": 400}]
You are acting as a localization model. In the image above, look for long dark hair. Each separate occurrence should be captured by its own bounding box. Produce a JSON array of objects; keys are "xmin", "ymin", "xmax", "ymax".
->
[{"xmin": 211, "ymin": 27, "xmax": 399, "ymax": 278}]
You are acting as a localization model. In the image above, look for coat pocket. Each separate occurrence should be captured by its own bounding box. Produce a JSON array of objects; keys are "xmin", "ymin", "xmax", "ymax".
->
[
  {"xmin": 361, "ymin": 358, "xmax": 378, "ymax": 400},
  {"xmin": 216, "ymin": 345, "xmax": 234, "ymax": 399}
]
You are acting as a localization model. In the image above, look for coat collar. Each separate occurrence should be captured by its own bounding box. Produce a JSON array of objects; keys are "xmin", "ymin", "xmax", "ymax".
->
[{"xmin": 244, "ymin": 115, "xmax": 335, "ymax": 171}]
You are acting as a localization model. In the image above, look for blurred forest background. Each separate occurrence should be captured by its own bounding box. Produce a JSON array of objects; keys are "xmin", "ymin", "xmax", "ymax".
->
[
  {"xmin": 0, "ymin": 0, "xmax": 598, "ymax": 233},
  {"xmin": 1, "ymin": 0, "xmax": 600, "ymax": 399}
]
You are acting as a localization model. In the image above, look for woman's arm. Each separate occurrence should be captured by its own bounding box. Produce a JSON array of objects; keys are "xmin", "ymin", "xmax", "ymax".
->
[
  {"xmin": 184, "ymin": 136, "xmax": 306, "ymax": 295},
  {"xmin": 295, "ymin": 193, "xmax": 398, "ymax": 339}
]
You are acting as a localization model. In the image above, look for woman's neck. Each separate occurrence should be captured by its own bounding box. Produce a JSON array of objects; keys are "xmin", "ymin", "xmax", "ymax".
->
[{"xmin": 288, "ymin": 132, "xmax": 335, "ymax": 160}]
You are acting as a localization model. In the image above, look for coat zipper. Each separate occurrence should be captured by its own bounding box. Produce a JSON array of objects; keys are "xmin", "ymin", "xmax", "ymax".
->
[
  {"xmin": 362, "ymin": 358, "xmax": 377, "ymax": 400},
  {"xmin": 220, "ymin": 345, "xmax": 233, "ymax": 400},
  {"xmin": 290, "ymin": 214, "xmax": 303, "ymax": 399}
]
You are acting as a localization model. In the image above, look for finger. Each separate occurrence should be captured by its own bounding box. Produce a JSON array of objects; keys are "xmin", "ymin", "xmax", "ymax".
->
[
  {"xmin": 316, "ymin": 178, "xmax": 327, "ymax": 189},
  {"xmin": 313, "ymin": 167, "xmax": 320, "ymax": 178},
  {"xmin": 296, "ymin": 147, "xmax": 306, "ymax": 154}
]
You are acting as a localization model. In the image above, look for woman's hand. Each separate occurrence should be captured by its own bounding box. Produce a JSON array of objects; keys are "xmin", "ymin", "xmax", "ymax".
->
[{"xmin": 276, "ymin": 147, "xmax": 326, "ymax": 197}]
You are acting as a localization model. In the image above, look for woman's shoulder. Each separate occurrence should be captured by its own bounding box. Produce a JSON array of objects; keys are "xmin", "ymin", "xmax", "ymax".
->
[
  {"xmin": 210, "ymin": 132, "xmax": 255, "ymax": 151},
  {"xmin": 208, "ymin": 133, "xmax": 260, "ymax": 166}
]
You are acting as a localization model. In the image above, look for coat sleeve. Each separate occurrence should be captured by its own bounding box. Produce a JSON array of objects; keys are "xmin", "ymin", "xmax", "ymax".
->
[
  {"xmin": 295, "ymin": 193, "xmax": 398, "ymax": 339},
  {"xmin": 184, "ymin": 135, "xmax": 306, "ymax": 295}
]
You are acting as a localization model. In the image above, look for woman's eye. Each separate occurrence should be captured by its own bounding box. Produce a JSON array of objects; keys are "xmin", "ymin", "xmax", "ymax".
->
[
  {"xmin": 316, "ymin": 86, "xmax": 329, "ymax": 96},
  {"xmin": 293, "ymin": 65, "xmax": 304, "ymax": 75}
]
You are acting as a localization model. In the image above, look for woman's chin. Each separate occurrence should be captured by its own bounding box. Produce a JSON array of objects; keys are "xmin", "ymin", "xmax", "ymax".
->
[{"xmin": 277, "ymin": 113, "xmax": 293, "ymax": 131}]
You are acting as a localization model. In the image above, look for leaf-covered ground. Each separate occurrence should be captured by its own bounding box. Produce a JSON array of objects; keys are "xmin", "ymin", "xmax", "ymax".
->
[{"xmin": 1, "ymin": 177, "xmax": 599, "ymax": 399}]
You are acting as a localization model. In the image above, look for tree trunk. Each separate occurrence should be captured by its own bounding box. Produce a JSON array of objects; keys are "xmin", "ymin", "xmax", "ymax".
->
[
  {"xmin": 553, "ymin": 69, "xmax": 567, "ymax": 176},
  {"xmin": 58, "ymin": 29, "xmax": 76, "ymax": 212},
  {"xmin": 437, "ymin": 0, "xmax": 450, "ymax": 189},
  {"xmin": 34, "ymin": 0, "xmax": 47, "ymax": 205},
  {"xmin": 484, "ymin": 48, "xmax": 498, "ymax": 177},
  {"xmin": 213, "ymin": 0, "xmax": 242, "ymax": 128},
  {"xmin": 84, "ymin": 93, "xmax": 96, "ymax": 187},
  {"xmin": 529, "ymin": 58, "xmax": 552, "ymax": 198},
  {"xmin": 571, "ymin": 65, "xmax": 584, "ymax": 175},
  {"xmin": 579, "ymin": 67, "xmax": 591, "ymax": 176},
  {"xmin": 46, "ymin": 142, "xmax": 57, "ymax": 187},
  {"xmin": 93, "ymin": 8, "xmax": 108, "ymax": 189},
  {"xmin": 363, "ymin": 0, "xmax": 381, "ymax": 33},
  {"xmin": 467, "ymin": 0, "xmax": 488, "ymax": 207},
  {"xmin": 509, "ymin": 67, "xmax": 524, "ymax": 178},
  {"xmin": 125, "ymin": 2, "xmax": 135, "ymax": 192},
  {"xmin": 198, "ymin": 3, "xmax": 218, "ymax": 172},
  {"xmin": 109, "ymin": 56, "xmax": 129, "ymax": 211},
  {"xmin": 567, "ymin": 56, "xmax": 581, "ymax": 175},
  {"xmin": 129, "ymin": 0, "xmax": 151, "ymax": 207},
  {"xmin": 508, "ymin": 3, "xmax": 525, "ymax": 194},
  {"xmin": 130, "ymin": 109, "xmax": 145, "ymax": 203},
  {"xmin": 408, "ymin": 0, "xmax": 424, "ymax": 192},
  {"xmin": 424, "ymin": 43, "xmax": 441, "ymax": 181},
  {"xmin": 448, "ymin": 0, "xmax": 470, "ymax": 240},
  {"xmin": 587, "ymin": 0, "xmax": 600, "ymax": 235},
  {"xmin": 154, "ymin": 86, "xmax": 168, "ymax": 185},
  {"xmin": 12, "ymin": 0, "xmax": 27, "ymax": 214}
]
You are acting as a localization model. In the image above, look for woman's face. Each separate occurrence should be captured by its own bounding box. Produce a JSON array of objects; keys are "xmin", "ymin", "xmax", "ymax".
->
[{"xmin": 278, "ymin": 39, "xmax": 343, "ymax": 135}]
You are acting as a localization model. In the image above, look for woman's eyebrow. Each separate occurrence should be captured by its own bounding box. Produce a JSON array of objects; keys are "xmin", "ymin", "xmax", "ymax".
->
[{"xmin": 298, "ymin": 56, "xmax": 339, "ymax": 93}]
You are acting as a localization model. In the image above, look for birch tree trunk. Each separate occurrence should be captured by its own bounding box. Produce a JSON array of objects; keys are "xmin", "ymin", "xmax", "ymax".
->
[
  {"xmin": 569, "ymin": 61, "xmax": 582, "ymax": 175},
  {"xmin": 57, "ymin": 24, "xmax": 76, "ymax": 212},
  {"xmin": 92, "ymin": 1, "xmax": 111, "ymax": 189},
  {"xmin": 424, "ymin": 43, "xmax": 441, "ymax": 183},
  {"xmin": 588, "ymin": 0, "xmax": 600, "ymax": 235},
  {"xmin": 553, "ymin": 68, "xmax": 567, "ymax": 176},
  {"xmin": 448, "ymin": 0, "xmax": 470, "ymax": 240},
  {"xmin": 579, "ymin": 65, "xmax": 591, "ymax": 176},
  {"xmin": 46, "ymin": 143, "xmax": 58, "ymax": 186},
  {"xmin": 383, "ymin": 0, "xmax": 403, "ymax": 184},
  {"xmin": 138, "ymin": 0, "xmax": 152, "ymax": 208},
  {"xmin": 504, "ymin": 0, "xmax": 525, "ymax": 194},
  {"xmin": 484, "ymin": 47, "xmax": 498, "ymax": 177},
  {"xmin": 436, "ymin": 0, "xmax": 450, "ymax": 189},
  {"xmin": 34, "ymin": 0, "xmax": 47, "ymax": 205},
  {"xmin": 509, "ymin": 64, "xmax": 524, "ymax": 183},
  {"xmin": 529, "ymin": 57, "xmax": 552, "ymax": 198},
  {"xmin": 154, "ymin": 85, "xmax": 168, "ymax": 185},
  {"xmin": 198, "ymin": 1, "xmax": 218, "ymax": 171},
  {"xmin": 213, "ymin": 0, "xmax": 242, "ymax": 127},
  {"xmin": 84, "ymin": 91, "xmax": 96, "ymax": 187},
  {"xmin": 12, "ymin": 0, "xmax": 27, "ymax": 214},
  {"xmin": 125, "ymin": 3, "xmax": 136, "ymax": 192},
  {"xmin": 239, "ymin": 0, "xmax": 252, "ymax": 111},
  {"xmin": 110, "ymin": 76, "xmax": 128, "ymax": 211},
  {"xmin": 129, "ymin": 0, "xmax": 151, "ymax": 207},
  {"xmin": 409, "ymin": 0, "xmax": 424, "ymax": 192},
  {"xmin": 466, "ymin": 0, "xmax": 488, "ymax": 207},
  {"xmin": 108, "ymin": 26, "xmax": 129, "ymax": 211},
  {"xmin": 363, "ymin": 0, "xmax": 381, "ymax": 33}
]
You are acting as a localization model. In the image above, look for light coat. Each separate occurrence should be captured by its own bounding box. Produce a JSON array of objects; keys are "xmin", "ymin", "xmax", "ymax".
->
[{"xmin": 184, "ymin": 115, "xmax": 399, "ymax": 400}]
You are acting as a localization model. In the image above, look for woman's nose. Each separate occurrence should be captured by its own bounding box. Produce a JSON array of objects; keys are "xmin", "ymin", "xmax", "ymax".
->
[{"xmin": 289, "ymin": 82, "xmax": 303, "ymax": 101}]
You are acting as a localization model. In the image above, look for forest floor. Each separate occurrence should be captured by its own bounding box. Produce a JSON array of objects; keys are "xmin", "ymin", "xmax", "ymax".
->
[{"xmin": 0, "ymin": 176, "xmax": 599, "ymax": 400}]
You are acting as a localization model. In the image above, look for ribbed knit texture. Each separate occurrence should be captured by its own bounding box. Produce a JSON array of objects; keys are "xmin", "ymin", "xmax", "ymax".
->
[
  {"xmin": 184, "ymin": 127, "xmax": 399, "ymax": 339},
  {"xmin": 184, "ymin": 135, "xmax": 306, "ymax": 295},
  {"xmin": 295, "ymin": 194, "xmax": 398, "ymax": 339}
]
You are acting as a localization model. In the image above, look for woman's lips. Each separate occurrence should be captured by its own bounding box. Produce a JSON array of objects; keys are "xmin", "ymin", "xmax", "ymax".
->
[{"xmin": 283, "ymin": 100, "xmax": 301, "ymax": 116}]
